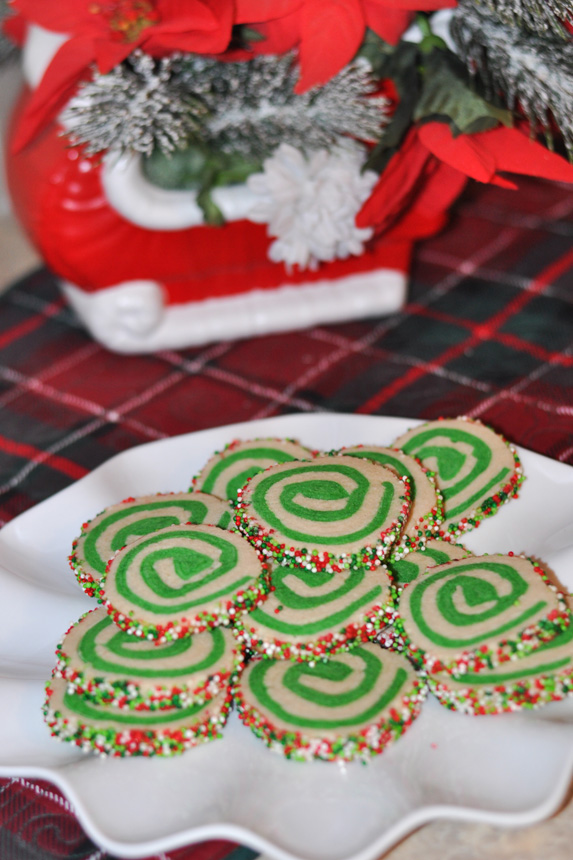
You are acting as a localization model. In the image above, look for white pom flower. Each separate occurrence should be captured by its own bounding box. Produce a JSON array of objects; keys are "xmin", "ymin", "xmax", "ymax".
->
[{"xmin": 246, "ymin": 143, "xmax": 378, "ymax": 271}]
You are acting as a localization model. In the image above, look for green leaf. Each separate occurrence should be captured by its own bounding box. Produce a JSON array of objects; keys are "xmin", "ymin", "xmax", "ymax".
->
[
  {"xmin": 363, "ymin": 40, "xmax": 420, "ymax": 174},
  {"xmin": 240, "ymin": 26, "xmax": 266, "ymax": 43},
  {"xmin": 212, "ymin": 155, "xmax": 262, "ymax": 187},
  {"xmin": 197, "ymin": 185, "xmax": 225, "ymax": 227},
  {"xmin": 356, "ymin": 28, "xmax": 394, "ymax": 78},
  {"xmin": 415, "ymin": 13, "xmax": 448, "ymax": 55},
  {"xmin": 227, "ymin": 24, "xmax": 266, "ymax": 51},
  {"xmin": 414, "ymin": 50, "xmax": 513, "ymax": 136},
  {"xmin": 142, "ymin": 144, "xmax": 208, "ymax": 190}
]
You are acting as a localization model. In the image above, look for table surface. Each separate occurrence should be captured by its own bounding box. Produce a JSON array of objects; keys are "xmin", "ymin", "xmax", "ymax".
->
[{"xmin": 0, "ymin": 172, "xmax": 572, "ymax": 860}]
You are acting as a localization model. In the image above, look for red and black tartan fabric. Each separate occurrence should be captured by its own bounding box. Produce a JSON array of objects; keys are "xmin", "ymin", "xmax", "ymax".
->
[{"xmin": 0, "ymin": 175, "xmax": 572, "ymax": 860}]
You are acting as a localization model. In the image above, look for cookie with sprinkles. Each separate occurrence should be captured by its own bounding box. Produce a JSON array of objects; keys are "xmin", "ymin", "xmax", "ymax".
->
[
  {"xmin": 395, "ymin": 554, "xmax": 570, "ymax": 677},
  {"xmin": 54, "ymin": 607, "xmax": 244, "ymax": 710},
  {"xmin": 235, "ymin": 455, "xmax": 411, "ymax": 573},
  {"xmin": 391, "ymin": 417, "xmax": 524, "ymax": 541},
  {"xmin": 101, "ymin": 523, "xmax": 271, "ymax": 643},
  {"xmin": 193, "ymin": 438, "xmax": 315, "ymax": 502},
  {"xmin": 233, "ymin": 643, "xmax": 426, "ymax": 762},
  {"xmin": 70, "ymin": 491, "xmax": 234, "ymax": 597},
  {"xmin": 233, "ymin": 562, "xmax": 396, "ymax": 662},
  {"xmin": 340, "ymin": 445, "xmax": 443, "ymax": 550},
  {"xmin": 44, "ymin": 676, "xmax": 231, "ymax": 757},
  {"xmin": 428, "ymin": 612, "xmax": 573, "ymax": 715},
  {"xmin": 387, "ymin": 538, "xmax": 471, "ymax": 587}
]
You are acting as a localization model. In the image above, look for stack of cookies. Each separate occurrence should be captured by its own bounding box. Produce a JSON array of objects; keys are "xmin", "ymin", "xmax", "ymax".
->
[
  {"xmin": 43, "ymin": 419, "xmax": 573, "ymax": 763},
  {"xmin": 45, "ymin": 487, "xmax": 272, "ymax": 756},
  {"xmin": 231, "ymin": 450, "xmax": 427, "ymax": 762}
]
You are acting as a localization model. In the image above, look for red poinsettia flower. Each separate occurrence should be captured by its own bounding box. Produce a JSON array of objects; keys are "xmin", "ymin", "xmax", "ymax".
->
[
  {"xmin": 11, "ymin": 0, "xmax": 234, "ymax": 151},
  {"xmin": 357, "ymin": 121, "xmax": 573, "ymax": 236},
  {"xmin": 1, "ymin": 8, "xmax": 26, "ymax": 46},
  {"xmin": 236, "ymin": 0, "xmax": 457, "ymax": 91},
  {"xmin": 417, "ymin": 122, "xmax": 573, "ymax": 188}
]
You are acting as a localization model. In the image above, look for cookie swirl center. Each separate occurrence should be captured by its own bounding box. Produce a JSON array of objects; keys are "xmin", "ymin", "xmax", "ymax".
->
[
  {"xmin": 251, "ymin": 464, "xmax": 395, "ymax": 545},
  {"xmin": 409, "ymin": 561, "xmax": 548, "ymax": 649}
]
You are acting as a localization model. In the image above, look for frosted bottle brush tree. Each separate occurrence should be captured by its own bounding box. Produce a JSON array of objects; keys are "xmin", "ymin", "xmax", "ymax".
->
[
  {"xmin": 60, "ymin": 51, "xmax": 208, "ymax": 159},
  {"xmin": 60, "ymin": 48, "xmax": 390, "ymax": 230},
  {"xmin": 469, "ymin": 0, "xmax": 573, "ymax": 38},
  {"xmin": 451, "ymin": 0, "xmax": 573, "ymax": 158}
]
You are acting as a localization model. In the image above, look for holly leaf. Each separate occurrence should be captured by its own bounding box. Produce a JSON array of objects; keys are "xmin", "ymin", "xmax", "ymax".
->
[{"xmin": 415, "ymin": 50, "xmax": 513, "ymax": 136}]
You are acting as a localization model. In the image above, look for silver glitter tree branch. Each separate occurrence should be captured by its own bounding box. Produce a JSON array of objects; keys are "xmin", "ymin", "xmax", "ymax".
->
[
  {"xmin": 175, "ymin": 53, "xmax": 388, "ymax": 159},
  {"xmin": 452, "ymin": 1, "xmax": 573, "ymax": 156},
  {"xmin": 60, "ymin": 51, "xmax": 207, "ymax": 157},
  {"xmin": 466, "ymin": 0, "xmax": 573, "ymax": 38}
]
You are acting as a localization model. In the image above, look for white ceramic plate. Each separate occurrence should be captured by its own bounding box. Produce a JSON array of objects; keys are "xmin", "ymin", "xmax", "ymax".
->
[{"xmin": 1, "ymin": 413, "xmax": 573, "ymax": 860}]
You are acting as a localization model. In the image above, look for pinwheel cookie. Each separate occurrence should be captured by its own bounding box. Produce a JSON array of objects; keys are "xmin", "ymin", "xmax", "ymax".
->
[
  {"xmin": 386, "ymin": 538, "xmax": 471, "ymax": 587},
  {"xmin": 428, "ymin": 617, "xmax": 573, "ymax": 715},
  {"xmin": 54, "ymin": 607, "xmax": 244, "ymax": 709},
  {"xmin": 70, "ymin": 491, "xmax": 233, "ymax": 597},
  {"xmin": 233, "ymin": 562, "xmax": 396, "ymax": 661},
  {"xmin": 395, "ymin": 554, "xmax": 570, "ymax": 676},
  {"xmin": 44, "ymin": 677, "xmax": 231, "ymax": 757},
  {"xmin": 101, "ymin": 523, "xmax": 272, "ymax": 642},
  {"xmin": 235, "ymin": 455, "xmax": 411, "ymax": 572},
  {"xmin": 193, "ymin": 437, "xmax": 315, "ymax": 501},
  {"xmin": 233, "ymin": 643, "xmax": 426, "ymax": 762},
  {"xmin": 340, "ymin": 445, "xmax": 443, "ymax": 550},
  {"xmin": 392, "ymin": 416, "xmax": 524, "ymax": 540}
]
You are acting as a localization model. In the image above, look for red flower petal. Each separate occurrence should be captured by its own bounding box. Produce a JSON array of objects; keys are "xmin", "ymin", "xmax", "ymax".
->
[
  {"xmin": 366, "ymin": 0, "xmax": 456, "ymax": 8},
  {"xmin": 146, "ymin": 0, "xmax": 234, "ymax": 54},
  {"xmin": 356, "ymin": 127, "xmax": 432, "ymax": 231},
  {"xmin": 295, "ymin": 0, "xmax": 365, "ymax": 93},
  {"xmin": 10, "ymin": 37, "xmax": 94, "ymax": 152},
  {"xmin": 156, "ymin": 0, "xmax": 228, "ymax": 31},
  {"xmin": 362, "ymin": 5, "xmax": 413, "ymax": 44},
  {"xmin": 418, "ymin": 122, "xmax": 498, "ymax": 183},
  {"xmin": 11, "ymin": 0, "xmax": 90, "ymax": 32},
  {"xmin": 419, "ymin": 121, "xmax": 573, "ymax": 186},
  {"xmin": 386, "ymin": 160, "xmax": 468, "ymax": 241},
  {"xmin": 92, "ymin": 37, "xmax": 135, "ymax": 73},
  {"xmin": 235, "ymin": 0, "xmax": 304, "ymax": 22},
  {"xmin": 223, "ymin": 12, "xmax": 301, "ymax": 58},
  {"xmin": 363, "ymin": 0, "xmax": 456, "ymax": 44},
  {"xmin": 2, "ymin": 11, "xmax": 26, "ymax": 45},
  {"xmin": 477, "ymin": 126, "xmax": 573, "ymax": 184}
]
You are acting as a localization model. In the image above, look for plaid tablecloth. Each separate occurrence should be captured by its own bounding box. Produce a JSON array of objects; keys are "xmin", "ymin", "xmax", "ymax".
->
[{"xmin": 0, "ymin": 175, "xmax": 572, "ymax": 860}]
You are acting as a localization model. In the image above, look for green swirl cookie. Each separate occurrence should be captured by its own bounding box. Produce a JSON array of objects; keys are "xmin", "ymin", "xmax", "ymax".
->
[
  {"xmin": 70, "ymin": 492, "xmax": 234, "ymax": 597},
  {"xmin": 396, "ymin": 554, "xmax": 570, "ymax": 676},
  {"xmin": 392, "ymin": 417, "xmax": 524, "ymax": 539},
  {"xmin": 341, "ymin": 446, "xmax": 443, "ymax": 550},
  {"xmin": 101, "ymin": 523, "xmax": 271, "ymax": 642},
  {"xmin": 233, "ymin": 643, "xmax": 426, "ymax": 761},
  {"xmin": 44, "ymin": 677, "xmax": 231, "ymax": 757},
  {"xmin": 193, "ymin": 438, "xmax": 315, "ymax": 502},
  {"xmin": 233, "ymin": 563, "xmax": 396, "ymax": 662},
  {"xmin": 428, "ymin": 614, "xmax": 573, "ymax": 714},
  {"xmin": 54, "ymin": 607, "xmax": 244, "ymax": 709},
  {"xmin": 235, "ymin": 455, "xmax": 411, "ymax": 573},
  {"xmin": 387, "ymin": 539, "xmax": 471, "ymax": 587}
]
